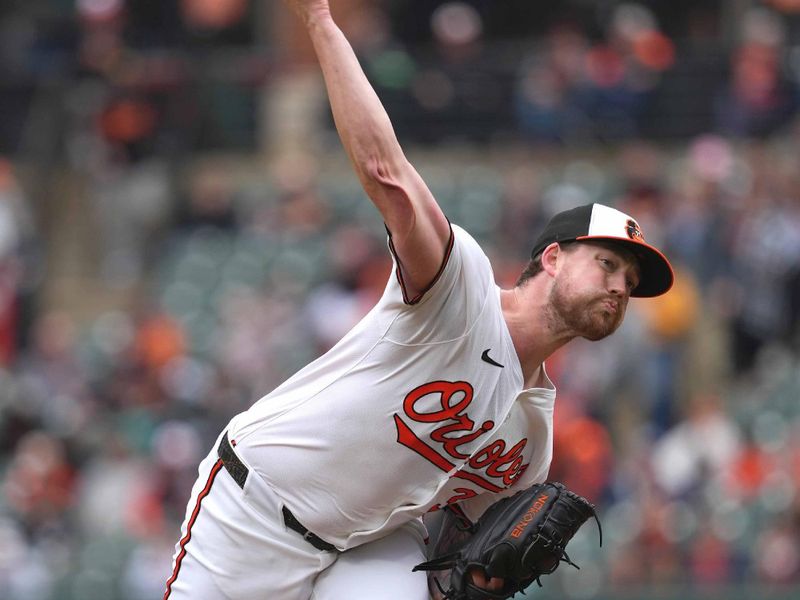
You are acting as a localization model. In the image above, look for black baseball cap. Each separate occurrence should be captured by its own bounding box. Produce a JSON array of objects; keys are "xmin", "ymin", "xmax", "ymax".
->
[{"xmin": 530, "ymin": 203, "xmax": 674, "ymax": 297}]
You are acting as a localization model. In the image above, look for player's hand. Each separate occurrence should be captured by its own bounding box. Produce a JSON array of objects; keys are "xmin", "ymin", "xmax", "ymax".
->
[
  {"xmin": 468, "ymin": 567, "xmax": 504, "ymax": 592},
  {"xmin": 282, "ymin": 0, "xmax": 331, "ymax": 25}
]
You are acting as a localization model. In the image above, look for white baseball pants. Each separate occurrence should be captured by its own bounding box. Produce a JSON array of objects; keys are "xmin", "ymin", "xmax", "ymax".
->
[{"xmin": 163, "ymin": 432, "xmax": 430, "ymax": 599}]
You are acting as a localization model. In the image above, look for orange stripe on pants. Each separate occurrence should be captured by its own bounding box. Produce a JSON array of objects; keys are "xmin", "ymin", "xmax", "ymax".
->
[{"xmin": 163, "ymin": 459, "xmax": 224, "ymax": 599}]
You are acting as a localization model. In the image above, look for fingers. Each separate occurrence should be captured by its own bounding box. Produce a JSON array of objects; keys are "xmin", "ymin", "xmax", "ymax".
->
[
  {"xmin": 283, "ymin": 0, "xmax": 331, "ymax": 25},
  {"xmin": 468, "ymin": 567, "xmax": 504, "ymax": 591}
]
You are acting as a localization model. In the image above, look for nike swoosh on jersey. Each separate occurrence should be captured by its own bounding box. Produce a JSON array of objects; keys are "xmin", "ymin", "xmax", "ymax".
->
[{"xmin": 481, "ymin": 349, "xmax": 504, "ymax": 368}]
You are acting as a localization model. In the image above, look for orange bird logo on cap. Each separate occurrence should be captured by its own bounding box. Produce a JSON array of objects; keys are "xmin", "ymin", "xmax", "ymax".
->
[{"xmin": 625, "ymin": 219, "xmax": 645, "ymax": 242}]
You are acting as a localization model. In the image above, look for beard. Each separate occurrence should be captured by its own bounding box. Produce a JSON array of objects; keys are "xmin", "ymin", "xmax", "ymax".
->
[{"xmin": 546, "ymin": 278, "xmax": 624, "ymax": 341}]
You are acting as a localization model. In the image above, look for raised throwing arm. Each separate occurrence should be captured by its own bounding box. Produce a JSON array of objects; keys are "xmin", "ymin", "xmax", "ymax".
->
[{"xmin": 283, "ymin": 0, "xmax": 451, "ymax": 299}]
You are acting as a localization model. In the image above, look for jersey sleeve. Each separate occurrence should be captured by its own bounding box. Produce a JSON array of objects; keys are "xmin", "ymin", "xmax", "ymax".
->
[{"xmin": 378, "ymin": 224, "xmax": 497, "ymax": 345}]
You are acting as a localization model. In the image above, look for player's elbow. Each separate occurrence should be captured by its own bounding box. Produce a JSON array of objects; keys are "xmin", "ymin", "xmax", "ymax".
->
[
  {"xmin": 361, "ymin": 155, "xmax": 412, "ymax": 201},
  {"xmin": 361, "ymin": 153, "xmax": 406, "ymax": 188},
  {"xmin": 359, "ymin": 155, "xmax": 417, "ymax": 234}
]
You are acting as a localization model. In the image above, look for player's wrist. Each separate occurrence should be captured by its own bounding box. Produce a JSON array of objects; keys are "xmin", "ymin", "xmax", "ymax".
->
[{"xmin": 301, "ymin": 3, "xmax": 333, "ymax": 29}]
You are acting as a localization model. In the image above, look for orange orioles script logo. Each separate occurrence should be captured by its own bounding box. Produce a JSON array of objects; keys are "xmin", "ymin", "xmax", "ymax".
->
[
  {"xmin": 393, "ymin": 380, "xmax": 528, "ymax": 505},
  {"xmin": 511, "ymin": 493, "xmax": 550, "ymax": 538},
  {"xmin": 625, "ymin": 218, "xmax": 645, "ymax": 242}
]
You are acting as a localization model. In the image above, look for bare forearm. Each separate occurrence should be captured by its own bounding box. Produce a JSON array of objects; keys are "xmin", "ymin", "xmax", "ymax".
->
[
  {"xmin": 284, "ymin": 0, "xmax": 450, "ymax": 295},
  {"xmin": 303, "ymin": 11, "xmax": 406, "ymax": 190}
]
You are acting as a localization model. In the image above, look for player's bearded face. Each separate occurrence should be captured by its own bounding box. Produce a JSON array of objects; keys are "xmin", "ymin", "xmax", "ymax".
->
[{"xmin": 547, "ymin": 272, "xmax": 625, "ymax": 341}]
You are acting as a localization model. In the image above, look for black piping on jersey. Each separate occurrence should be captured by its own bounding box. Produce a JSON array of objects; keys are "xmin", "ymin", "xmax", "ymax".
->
[
  {"xmin": 386, "ymin": 222, "xmax": 455, "ymax": 305},
  {"xmin": 381, "ymin": 227, "xmax": 507, "ymax": 348}
]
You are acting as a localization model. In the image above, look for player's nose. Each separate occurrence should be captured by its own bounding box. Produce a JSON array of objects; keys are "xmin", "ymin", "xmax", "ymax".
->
[{"xmin": 607, "ymin": 271, "xmax": 627, "ymax": 296}]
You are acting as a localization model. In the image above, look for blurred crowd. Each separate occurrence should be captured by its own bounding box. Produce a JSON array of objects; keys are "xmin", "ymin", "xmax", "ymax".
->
[{"xmin": 2, "ymin": 1, "xmax": 800, "ymax": 600}]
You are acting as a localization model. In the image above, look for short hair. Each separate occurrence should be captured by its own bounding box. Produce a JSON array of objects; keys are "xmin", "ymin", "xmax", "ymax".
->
[
  {"xmin": 515, "ymin": 239, "xmax": 643, "ymax": 288},
  {"xmin": 515, "ymin": 254, "xmax": 543, "ymax": 287},
  {"xmin": 515, "ymin": 241, "xmax": 577, "ymax": 287}
]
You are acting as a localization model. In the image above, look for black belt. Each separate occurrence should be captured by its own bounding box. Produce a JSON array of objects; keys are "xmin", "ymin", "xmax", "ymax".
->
[{"xmin": 217, "ymin": 432, "xmax": 337, "ymax": 553}]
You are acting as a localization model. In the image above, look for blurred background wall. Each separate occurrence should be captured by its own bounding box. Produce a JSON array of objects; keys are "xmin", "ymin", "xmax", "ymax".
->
[{"xmin": 1, "ymin": 1, "xmax": 800, "ymax": 599}]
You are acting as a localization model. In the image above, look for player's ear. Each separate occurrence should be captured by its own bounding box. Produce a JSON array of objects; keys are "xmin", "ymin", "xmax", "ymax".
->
[{"xmin": 541, "ymin": 242, "xmax": 561, "ymax": 277}]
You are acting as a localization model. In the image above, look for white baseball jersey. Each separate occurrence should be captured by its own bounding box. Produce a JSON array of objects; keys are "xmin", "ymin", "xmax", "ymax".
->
[{"xmin": 226, "ymin": 224, "xmax": 556, "ymax": 550}]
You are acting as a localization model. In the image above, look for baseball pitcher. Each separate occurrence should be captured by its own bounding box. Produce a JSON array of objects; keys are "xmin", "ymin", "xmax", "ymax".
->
[{"xmin": 164, "ymin": 1, "xmax": 674, "ymax": 599}]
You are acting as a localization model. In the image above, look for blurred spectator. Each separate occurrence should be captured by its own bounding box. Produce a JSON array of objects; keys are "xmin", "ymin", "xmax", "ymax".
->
[
  {"xmin": 90, "ymin": 159, "xmax": 172, "ymax": 287},
  {"xmin": 755, "ymin": 519, "xmax": 800, "ymax": 583},
  {"xmin": 727, "ymin": 190, "xmax": 800, "ymax": 372},
  {"xmin": 3, "ymin": 431, "xmax": 76, "ymax": 530},
  {"xmin": 0, "ymin": 517, "xmax": 54, "ymax": 600},
  {"xmin": 0, "ymin": 159, "xmax": 34, "ymax": 364},
  {"xmin": 14, "ymin": 310, "xmax": 95, "ymax": 437},
  {"xmin": 134, "ymin": 310, "xmax": 186, "ymax": 371},
  {"xmin": 665, "ymin": 135, "xmax": 738, "ymax": 290},
  {"xmin": 173, "ymin": 163, "xmax": 239, "ymax": 232},
  {"xmin": 651, "ymin": 393, "xmax": 742, "ymax": 499},
  {"xmin": 410, "ymin": 2, "xmax": 512, "ymax": 143},
  {"xmin": 515, "ymin": 3, "xmax": 675, "ymax": 143},
  {"xmin": 714, "ymin": 8, "xmax": 799, "ymax": 137},
  {"xmin": 514, "ymin": 23, "xmax": 591, "ymax": 142},
  {"xmin": 76, "ymin": 0, "xmax": 126, "ymax": 77},
  {"xmin": 98, "ymin": 93, "xmax": 160, "ymax": 163},
  {"xmin": 635, "ymin": 265, "xmax": 701, "ymax": 432},
  {"xmin": 304, "ymin": 225, "xmax": 389, "ymax": 352},
  {"xmin": 688, "ymin": 524, "xmax": 734, "ymax": 584},
  {"xmin": 550, "ymin": 406, "xmax": 614, "ymax": 502},
  {"xmin": 180, "ymin": 0, "xmax": 249, "ymax": 33}
]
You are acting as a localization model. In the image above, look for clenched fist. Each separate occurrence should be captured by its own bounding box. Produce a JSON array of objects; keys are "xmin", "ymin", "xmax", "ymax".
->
[{"xmin": 282, "ymin": 0, "xmax": 332, "ymax": 25}]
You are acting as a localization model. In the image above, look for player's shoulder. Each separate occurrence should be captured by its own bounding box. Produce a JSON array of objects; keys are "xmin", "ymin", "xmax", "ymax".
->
[
  {"xmin": 450, "ymin": 223, "xmax": 492, "ymax": 272},
  {"xmin": 451, "ymin": 224, "xmax": 487, "ymax": 257},
  {"xmin": 451, "ymin": 223, "xmax": 477, "ymax": 244}
]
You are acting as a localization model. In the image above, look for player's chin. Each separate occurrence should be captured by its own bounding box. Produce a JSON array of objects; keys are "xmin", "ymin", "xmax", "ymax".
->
[{"xmin": 580, "ymin": 311, "xmax": 621, "ymax": 341}]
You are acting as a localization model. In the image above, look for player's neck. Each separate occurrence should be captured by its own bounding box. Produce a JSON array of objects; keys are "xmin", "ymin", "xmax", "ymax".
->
[{"xmin": 500, "ymin": 283, "xmax": 575, "ymax": 383}]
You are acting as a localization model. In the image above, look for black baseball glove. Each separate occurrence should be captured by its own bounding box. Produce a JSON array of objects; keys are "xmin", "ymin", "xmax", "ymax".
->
[{"xmin": 414, "ymin": 482, "xmax": 602, "ymax": 599}]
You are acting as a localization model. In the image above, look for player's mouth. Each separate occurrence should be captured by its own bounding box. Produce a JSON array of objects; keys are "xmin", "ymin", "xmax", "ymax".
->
[{"xmin": 599, "ymin": 299, "xmax": 619, "ymax": 315}]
